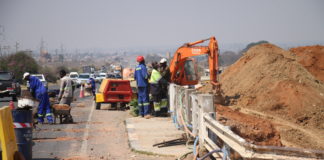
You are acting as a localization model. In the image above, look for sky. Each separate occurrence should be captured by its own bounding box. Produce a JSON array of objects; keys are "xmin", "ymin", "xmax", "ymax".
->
[{"xmin": 0, "ymin": 0, "xmax": 324, "ymax": 52}]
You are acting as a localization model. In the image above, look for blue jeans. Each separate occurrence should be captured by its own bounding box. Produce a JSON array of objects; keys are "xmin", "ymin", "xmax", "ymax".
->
[{"xmin": 138, "ymin": 87, "xmax": 149, "ymax": 116}]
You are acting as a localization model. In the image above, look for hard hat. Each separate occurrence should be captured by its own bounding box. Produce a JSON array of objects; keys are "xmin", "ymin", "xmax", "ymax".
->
[
  {"xmin": 137, "ymin": 56, "xmax": 144, "ymax": 62},
  {"xmin": 160, "ymin": 58, "xmax": 167, "ymax": 64},
  {"xmin": 23, "ymin": 72, "xmax": 30, "ymax": 79}
]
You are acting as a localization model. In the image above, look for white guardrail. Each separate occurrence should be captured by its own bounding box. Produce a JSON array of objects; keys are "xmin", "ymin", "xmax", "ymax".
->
[{"xmin": 169, "ymin": 83, "xmax": 324, "ymax": 160}]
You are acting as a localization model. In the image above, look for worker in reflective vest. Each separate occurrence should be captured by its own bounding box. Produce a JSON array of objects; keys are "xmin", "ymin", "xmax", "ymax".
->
[
  {"xmin": 23, "ymin": 72, "xmax": 53, "ymax": 124},
  {"xmin": 149, "ymin": 62, "xmax": 167, "ymax": 117},
  {"xmin": 159, "ymin": 58, "xmax": 170, "ymax": 115},
  {"xmin": 134, "ymin": 56, "xmax": 150, "ymax": 118}
]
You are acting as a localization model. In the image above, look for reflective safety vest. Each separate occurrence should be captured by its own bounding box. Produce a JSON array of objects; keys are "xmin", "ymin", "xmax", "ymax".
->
[{"xmin": 149, "ymin": 69, "xmax": 162, "ymax": 84}]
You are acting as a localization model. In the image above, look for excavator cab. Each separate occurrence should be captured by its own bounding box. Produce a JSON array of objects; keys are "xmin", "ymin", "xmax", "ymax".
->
[
  {"xmin": 170, "ymin": 36, "xmax": 219, "ymax": 86},
  {"xmin": 173, "ymin": 57, "xmax": 199, "ymax": 85}
]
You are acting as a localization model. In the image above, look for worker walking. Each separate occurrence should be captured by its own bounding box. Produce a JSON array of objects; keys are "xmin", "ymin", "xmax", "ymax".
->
[
  {"xmin": 134, "ymin": 56, "xmax": 150, "ymax": 118},
  {"xmin": 159, "ymin": 58, "xmax": 170, "ymax": 115},
  {"xmin": 23, "ymin": 72, "xmax": 53, "ymax": 124},
  {"xmin": 58, "ymin": 70, "xmax": 74, "ymax": 106}
]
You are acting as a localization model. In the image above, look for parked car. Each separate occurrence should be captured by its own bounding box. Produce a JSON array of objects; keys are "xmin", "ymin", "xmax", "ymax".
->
[
  {"xmin": 76, "ymin": 73, "xmax": 91, "ymax": 87},
  {"xmin": 0, "ymin": 71, "xmax": 21, "ymax": 101},
  {"xmin": 31, "ymin": 74, "xmax": 48, "ymax": 88}
]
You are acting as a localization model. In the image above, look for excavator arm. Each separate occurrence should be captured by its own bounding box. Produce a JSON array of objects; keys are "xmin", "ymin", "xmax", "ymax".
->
[{"xmin": 169, "ymin": 37, "xmax": 219, "ymax": 86}]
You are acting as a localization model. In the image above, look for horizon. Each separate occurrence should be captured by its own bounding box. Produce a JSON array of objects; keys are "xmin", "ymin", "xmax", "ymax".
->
[{"xmin": 1, "ymin": 0, "xmax": 324, "ymax": 53}]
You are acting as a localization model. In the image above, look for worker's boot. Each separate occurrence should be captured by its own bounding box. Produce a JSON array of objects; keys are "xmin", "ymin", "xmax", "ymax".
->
[
  {"xmin": 37, "ymin": 117, "xmax": 44, "ymax": 124},
  {"xmin": 46, "ymin": 115, "xmax": 54, "ymax": 124}
]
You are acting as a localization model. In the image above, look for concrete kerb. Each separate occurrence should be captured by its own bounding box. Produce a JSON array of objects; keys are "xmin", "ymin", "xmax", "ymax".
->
[
  {"xmin": 124, "ymin": 117, "xmax": 189, "ymax": 157},
  {"xmin": 125, "ymin": 118, "xmax": 176, "ymax": 158}
]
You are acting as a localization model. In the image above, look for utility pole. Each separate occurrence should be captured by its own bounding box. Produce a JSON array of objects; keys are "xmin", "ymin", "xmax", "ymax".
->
[{"xmin": 15, "ymin": 42, "xmax": 19, "ymax": 53}]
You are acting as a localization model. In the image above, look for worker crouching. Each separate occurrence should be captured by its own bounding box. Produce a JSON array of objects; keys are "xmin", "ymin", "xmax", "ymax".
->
[{"xmin": 23, "ymin": 72, "xmax": 53, "ymax": 124}]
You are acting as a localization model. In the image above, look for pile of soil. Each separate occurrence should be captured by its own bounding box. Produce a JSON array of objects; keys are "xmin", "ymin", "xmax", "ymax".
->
[
  {"xmin": 199, "ymin": 44, "xmax": 324, "ymax": 150},
  {"xmin": 52, "ymin": 104, "xmax": 71, "ymax": 110},
  {"xmin": 289, "ymin": 45, "xmax": 324, "ymax": 82},
  {"xmin": 20, "ymin": 90, "xmax": 34, "ymax": 99},
  {"xmin": 216, "ymin": 105, "xmax": 282, "ymax": 146}
]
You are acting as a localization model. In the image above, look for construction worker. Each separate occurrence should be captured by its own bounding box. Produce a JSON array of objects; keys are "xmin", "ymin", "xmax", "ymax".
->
[
  {"xmin": 159, "ymin": 58, "xmax": 170, "ymax": 115},
  {"xmin": 149, "ymin": 62, "xmax": 163, "ymax": 116},
  {"xmin": 134, "ymin": 56, "xmax": 150, "ymax": 118},
  {"xmin": 58, "ymin": 70, "xmax": 73, "ymax": 106},
  {"xmin": 23, "ymin": 72, "xmax": 53, "ymax": 124},
  {"xmin": 88, "ymin": 77, "xmax": 96, "ymax": 97}
]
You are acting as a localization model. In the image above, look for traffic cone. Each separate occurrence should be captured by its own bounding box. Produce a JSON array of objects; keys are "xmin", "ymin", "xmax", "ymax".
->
[
  {"xmin": 9, "ymin": 101, "xmax": 15, "ymax": 110},
  {"xmin": 79, "ymin": 85, "xmax": 85, "ymax": 98}
]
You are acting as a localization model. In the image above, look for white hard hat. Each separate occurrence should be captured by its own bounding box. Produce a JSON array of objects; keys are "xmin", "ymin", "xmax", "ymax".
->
[
  {"xmin": 160, "ymin": 58, "xmax": 167, "ymax": 63},
  {"xmin": 23, "ymin": 72, "xmax": 30, "ymax": 79}
]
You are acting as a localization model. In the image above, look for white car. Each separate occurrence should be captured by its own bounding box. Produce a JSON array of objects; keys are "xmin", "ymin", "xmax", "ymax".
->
[
  {"xmin": 69, "ymin": 72, "xmax": 79, "ymax": 82},
  {"xmin": 97, "ymin": 73, "xmax": 107, "ymax": 82},
  {"xmin": 76, "ymin": 73, "xmax": 90, "ymax": 86},
  {"xmin": 31, "ymin": 74, "xmax": 48, "ymax": 88}
]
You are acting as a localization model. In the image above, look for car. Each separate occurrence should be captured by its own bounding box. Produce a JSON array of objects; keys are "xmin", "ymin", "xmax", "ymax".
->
[
  {"xmin": 0, "ymin": 71, "xmax": 21, "ymax": 101},
  {"xmin": 97, "ymin": 73, "xmax": 107, "ymax": 82},
  {"xmin": 76, "ymin": 73, "xmax": 91, "ymax": 86},
  {"xmin": 93, "ymin": 73, "xmax": 101, "ymax": 82},
  {"xmin": 69, "ymin": 72, "xmax": 79, "ymax": 82},
  {"xmin": 115, "ymin": 74, "xmax": 122, "ymax": 79},
  {"xmin": 106, "ymin": 74, "xmax": 115, "ymax": 79},
  {"xmin": 31, "ymin": 74, "xmax": 48, "ymax": 88}
]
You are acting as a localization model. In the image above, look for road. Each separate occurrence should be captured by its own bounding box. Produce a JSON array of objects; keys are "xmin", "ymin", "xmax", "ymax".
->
[{"xmin": 1, "ymin": 84, "xmax": 175, "ymax": 160}]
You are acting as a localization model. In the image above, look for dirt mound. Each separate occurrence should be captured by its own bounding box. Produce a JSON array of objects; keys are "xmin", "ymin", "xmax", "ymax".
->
[
  {"xmin": 220, "ymin": 44, "xmax": 324, "ymax": 130},
  {"xmin": 199, "ymin": 43, "xmax": 324, "ymax": 150},
  {"xmin": 289, "ymin": 45, "xmax": 324, "ymax": 82},
  {"xmin": 216, "ymin": 105, "xmax": 282, "ymax": 146}
]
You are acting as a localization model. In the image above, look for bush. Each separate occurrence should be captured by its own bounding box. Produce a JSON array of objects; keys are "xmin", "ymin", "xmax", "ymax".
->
[
  {"xmin": 0, "ymin": 51, "xmax": 40, "ymax": 82},
  {"xmin": 41, "ymin": 66, "xmax": 58, "ymax": 83},
  {"xmin": 129, "ymin": 98, "xmax": 139, "ymax": 117}
]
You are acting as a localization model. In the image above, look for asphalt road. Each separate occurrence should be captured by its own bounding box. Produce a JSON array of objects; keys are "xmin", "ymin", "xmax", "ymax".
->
[{"xmin": 5, "ymin": 83, "xmax": 172, "ymax": 160}]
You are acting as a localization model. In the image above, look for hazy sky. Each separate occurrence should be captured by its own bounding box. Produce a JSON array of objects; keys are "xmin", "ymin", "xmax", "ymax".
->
[{"xmin": 0, "ymin": 0, "xmax": 324, "ymax": 51}]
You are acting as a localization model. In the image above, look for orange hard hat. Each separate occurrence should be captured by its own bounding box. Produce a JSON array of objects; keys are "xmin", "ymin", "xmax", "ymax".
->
[{"xmin": 137, "ymin": 56, "xmax": 144, "ymax": 62}]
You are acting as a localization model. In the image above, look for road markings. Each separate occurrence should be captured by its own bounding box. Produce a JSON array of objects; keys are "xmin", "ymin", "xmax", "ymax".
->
[{"xmin": 80, "ymin": 100, "xmax": 95, "ymax": 155}]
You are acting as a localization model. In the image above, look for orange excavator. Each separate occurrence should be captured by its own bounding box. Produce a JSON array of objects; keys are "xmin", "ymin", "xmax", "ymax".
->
[{"xmin": 170, "ymin": 36, "xmax": 219, "ymax": 87}]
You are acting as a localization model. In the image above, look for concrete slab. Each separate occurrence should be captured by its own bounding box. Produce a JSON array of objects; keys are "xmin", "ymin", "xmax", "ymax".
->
[{"xmin": 126, "ymin": 117, "xmax": 192, "ymax": 157}]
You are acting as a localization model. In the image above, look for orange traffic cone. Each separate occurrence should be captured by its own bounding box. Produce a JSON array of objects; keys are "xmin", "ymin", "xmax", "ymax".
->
[
  {"xmin": 79, "ymin": 85, "xmax": 85, "ymax": 98},
  {"xmin": 9, "ymin": 101, "xmax": 15, "ymax": 110}
]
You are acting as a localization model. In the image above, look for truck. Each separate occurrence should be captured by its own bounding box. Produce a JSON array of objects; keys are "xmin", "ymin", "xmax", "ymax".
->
[{"xmin": 0, "ymin": 71, "xmax": 21, "ymax": 101}]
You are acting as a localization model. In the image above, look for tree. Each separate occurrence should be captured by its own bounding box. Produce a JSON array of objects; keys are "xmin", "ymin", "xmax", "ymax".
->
[{"xmin": 1, "ymin": 51, "xmax": 40, "ymax": 82}]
